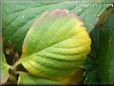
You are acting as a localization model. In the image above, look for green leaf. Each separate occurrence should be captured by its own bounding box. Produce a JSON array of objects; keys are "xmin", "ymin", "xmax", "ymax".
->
[
  {"xmin": 2, "ymin": 0, "xmax": 111, "ymax": 55},
  {"xmin": 83, "ymin": 57, "xmax": 98, "ymax": 83},
  {"xmin": 19, "ymin": 10, "xmax": 91, "ymax": 82},
  {"xmin": 0, "ymin": 35, "xmax": 10, "ymax": 84},
  {"xmin": 96, "ymin": 9, "xmax": 114, "ymax": 84},
  {"xmin": 18, "ymin": 72, "xmax": 60, "ymax": 85},
  {"xmin": 0, "ymin": 51, "xmax": 10, "ymax": 84},
  {"xmin": 84, "ymin": 70, "xmax": 97, "ymax": 84},
  {"xmin": 84, "ymin": 8, "xmax": 114, "ymax": 84}
]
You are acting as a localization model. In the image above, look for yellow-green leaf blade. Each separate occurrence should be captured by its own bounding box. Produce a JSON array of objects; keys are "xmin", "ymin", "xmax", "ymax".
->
[{"xmin": 20, "ymin": 10, "xmax": 91, "ymax": 80}]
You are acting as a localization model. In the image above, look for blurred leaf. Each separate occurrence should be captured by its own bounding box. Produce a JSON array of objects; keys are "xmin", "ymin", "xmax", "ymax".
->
[
  {"xmin": 84, "ymin": 8, "xmax": 114, "ymax": 84},
  {"xmin": 18, "ymin": 73, "xmax": 59, "ymax": 85},
  {"xmin": 0, "ymin": 52, "xmax": 10, "ymax": 84},
  {"xmin": 84, "ymin": 70, "xmax": 97, "ymax": 84},
  {"xmin": 0, "ymin": 34, "xmax": 10, "ymax": 84},
  {"xmin": 2, "ymin": 0, "xmax": 111, "ymax": 55},
  {"xmin": 96, "ymin": 9, "xmax": 114, "ymax": 84}
]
